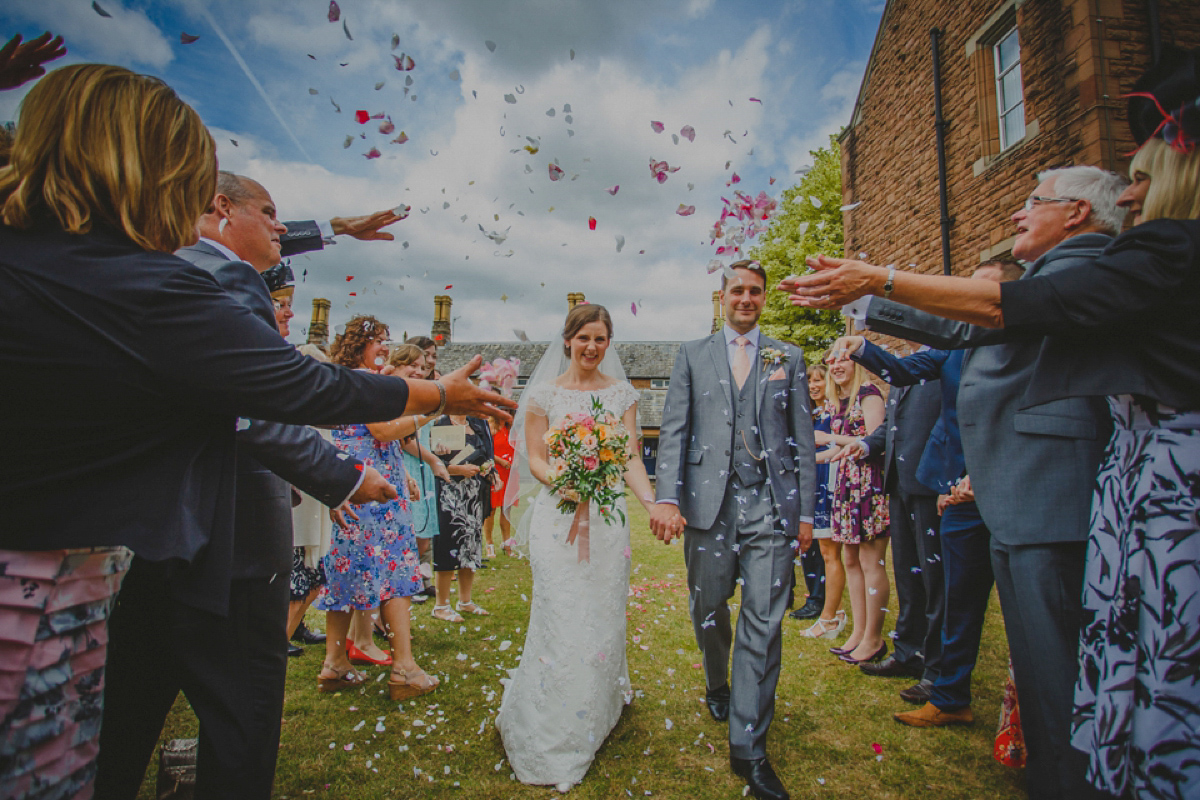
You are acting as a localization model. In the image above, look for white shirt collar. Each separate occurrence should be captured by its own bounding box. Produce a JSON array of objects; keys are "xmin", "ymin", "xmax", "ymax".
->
[
  {"xmin": 723, "ymin": 325, "xmax": 760, "ymax": 348},
  {"xmin": 198, "ymin": 236, "xmax": 246, "ymax": 264}
]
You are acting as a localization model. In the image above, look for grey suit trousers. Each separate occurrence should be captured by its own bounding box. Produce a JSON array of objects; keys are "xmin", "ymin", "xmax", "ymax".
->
[{"xmin": 683, "ymin": 478, "xmax": 794, "ymax": 760}]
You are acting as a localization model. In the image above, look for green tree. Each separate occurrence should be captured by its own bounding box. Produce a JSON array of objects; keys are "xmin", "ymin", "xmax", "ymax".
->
[{"xmin": 751, "ymin": 134, "xmax": 847, "ymax": 362}]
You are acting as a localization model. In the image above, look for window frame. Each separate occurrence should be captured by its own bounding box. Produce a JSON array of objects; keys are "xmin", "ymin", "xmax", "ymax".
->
[{"xmin": 993, "ymin": 26, "xmax": 1026, "ymax": 151}]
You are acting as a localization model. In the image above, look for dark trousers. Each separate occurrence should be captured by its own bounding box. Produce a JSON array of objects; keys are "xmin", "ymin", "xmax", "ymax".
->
[
  {"xmin": 990, "ymin": 538, "xmax": 1093, "ymax": 800},
  {"xmin": 96, "ymin": 561, "xmax": 290, "ymax": 800},
  {"xmin": 889, "ymin": 490, "xmax": 944, "ymax": 681},
  {"xmin": 929, "ymin": 502, "xmax": 992, "ymax": 711},
  {"xmin": 792, "ymin": 540, "xmax": 825, "ymax": 607}
]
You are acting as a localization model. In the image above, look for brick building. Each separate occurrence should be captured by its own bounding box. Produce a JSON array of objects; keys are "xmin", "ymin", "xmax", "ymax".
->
[{"xmin": 840, "ymin": 0, "xmax": 1200, "ymax": 277}]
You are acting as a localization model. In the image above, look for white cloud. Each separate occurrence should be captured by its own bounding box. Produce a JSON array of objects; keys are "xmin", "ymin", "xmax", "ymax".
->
[{"xmin": 4, "ymin": 0, "xmax": 173, "ymax": 69}]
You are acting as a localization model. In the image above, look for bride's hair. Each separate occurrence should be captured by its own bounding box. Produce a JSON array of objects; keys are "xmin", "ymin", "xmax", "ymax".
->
[{"xmin": 561, "ymin": 303, "xmax": 613, "ymax": 356}]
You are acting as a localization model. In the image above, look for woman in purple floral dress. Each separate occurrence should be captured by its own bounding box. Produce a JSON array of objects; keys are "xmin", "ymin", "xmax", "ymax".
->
[
  {"xmin": 314, "ymin": 316, "xmax": 437, "ymax": 701},
  {"xmin": 822, "ymin": 358, "xmax": 890, "ymax": 664}
]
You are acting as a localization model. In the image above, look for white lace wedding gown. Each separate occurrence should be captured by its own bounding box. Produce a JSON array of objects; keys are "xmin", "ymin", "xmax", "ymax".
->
[{"xmin": 496, "ymin": 382, "xmax": 639, "ymax": 788}]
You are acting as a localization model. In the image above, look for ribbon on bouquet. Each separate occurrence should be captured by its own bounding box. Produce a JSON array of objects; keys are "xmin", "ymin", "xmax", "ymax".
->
[{"xmin": 565, "ymin": 502, "xmax": 591, "ymax": 563}]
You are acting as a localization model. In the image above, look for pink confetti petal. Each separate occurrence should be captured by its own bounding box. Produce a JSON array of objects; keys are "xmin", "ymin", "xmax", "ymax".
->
[
  {"xmin": 379, "ymin": 120, "xmax": 395, "ymax": 134},
  {"xmin": 393, "ymin": 54, "xmax": 415, "ymax": 71},
  {"xmin": 606, "ymin": 185, "xmax": 620, "ymax": 196},
  {"xmin": 548, "ymin": 163, "xmax": 564, "ymax": 181},
  {"xmin": 630, "ymin": 302, "xmax": 637, "ymax": 315},
  {"xmin": 749, "ymin": 97, "xmax": 762, "ymax": 104},
  {"xmin": 676, "ymin": 204, "xmax": 696, "ymax": 217},
  {"xmin": 680, "ymin": 125, "xmax": 695, "ymax": 142},
  {"xmin": 872, "ymin": 742, "xmax": 883, "ymax": 755},
  {"xmin": 355, "ymin": 110, "xmax": 369, "ymax": 124},
  {"xmin": 731, "ymin": 173, "xmax": 741, "ymax": 184},
  {"xmin": 327, "ymin": 1, "xmax": 340, "ymax": 22},
  {"xmin": 588, "ymin": 216, "xmax": 597, "ymax": 230},
  {"xmin": 391, "ymin": 132, "xmax": 409, "ymax": 144},
  {"xmin": 650, "ymin": 120, "xmax": 664, "ymax": 133},
  {"xmin": 363, "ymin": 147, "xmax": 381, "ymax": 160}
]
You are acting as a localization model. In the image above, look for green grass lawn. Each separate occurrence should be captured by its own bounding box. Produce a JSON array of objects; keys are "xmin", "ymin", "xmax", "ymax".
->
[{"xmin": 140, "ymin": 495, "xmax": 1026, "ymax": 799}]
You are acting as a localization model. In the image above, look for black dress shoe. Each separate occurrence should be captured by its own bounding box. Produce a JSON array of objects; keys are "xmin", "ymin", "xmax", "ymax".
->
[
  {"xmin": 291, "ymin": 623, "xmax": 327, "ymax": 645},
  {"xmin": 899, "ymin": 679, "xmax": 934, "ymax": 705},
  {"xmin": 858, "ymin": 655, "xmax": 923, "ymax": 679},
  {"xmin": 730, "ymin": 756, "xmax": 789, "ymax": 800},
  {"xmin": 287, "ymin": 643, "xmax": 304, "ymax": 658},
  {"xmin": 788, "ymin": 599, "xmax": 823, "ymax": 620},
  {"xmin": 705, "ymin": 685, "xmax": 730, "ymax": 722}
]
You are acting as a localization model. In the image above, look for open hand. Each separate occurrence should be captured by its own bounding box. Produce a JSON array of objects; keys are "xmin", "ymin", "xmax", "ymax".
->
[
  {"xmin": 330, "ymin": 207, "xmax": 409, "ymax": 242},
  {"xmin": 777, "ymin": 256, "xmax": 886, "ymax": 309},
  {"xmin": 830, "ymin": 335, "xmax": 865, "ymax": 361},
  {"xmin": 0, "ymin": 32, "xmax": 66, "ymax": 91},
  {"xmin": 442, "ymin": 354, "xmax": 518, "ymax": 423}
]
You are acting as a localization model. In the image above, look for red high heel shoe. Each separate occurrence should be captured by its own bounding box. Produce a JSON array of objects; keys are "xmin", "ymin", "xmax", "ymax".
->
[{"xmin": 347, "ymin": 642, "xmax": 392, "ymax": 666}]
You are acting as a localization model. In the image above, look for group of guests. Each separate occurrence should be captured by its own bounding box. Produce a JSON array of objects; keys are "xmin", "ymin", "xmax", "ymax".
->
[{"xmin": 781, "ymin": 45, "xmax": 1200, "ymax": 800}]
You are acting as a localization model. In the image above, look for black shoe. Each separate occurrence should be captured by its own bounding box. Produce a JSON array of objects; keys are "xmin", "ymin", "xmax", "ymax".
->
[
  {"xmin": 287, "ymin": 643, "xmax": 304, "ymax": 658},
  {"xmin": 291, "ymin": 623, "xmax": 327, "ymax": 645},
  {"xmin": 858, "ymin": 655, "xmax": 922, "ymax": 679},
  {"xmin": 899, "ymin": 679, "xmax": 934, "ymax": 705},
  {"xmin": 730, "ymin": 756, "xmax": 789, "ymax": 800},
  {"xmin": 705, "ymin": 685, "xmax": 730, "ymax": 723},
  {"xmin": 788, "ymin": 599, "xmax": 823, "ymax": 621}
]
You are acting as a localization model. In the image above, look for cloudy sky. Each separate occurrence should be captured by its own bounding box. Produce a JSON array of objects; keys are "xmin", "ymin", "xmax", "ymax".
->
[{"xmin": 2, "ymin": 0, "xmax": 883, "ymax": 345}]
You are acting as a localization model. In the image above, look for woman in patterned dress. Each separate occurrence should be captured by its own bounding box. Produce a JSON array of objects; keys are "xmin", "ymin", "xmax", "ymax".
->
[
  {"xmin": 315, "ymin": 316, "xmax": 437, "ymax": 701},
  {"xmin": 821, "ymin": 358, "xmax": 890, "ymax": 663}
]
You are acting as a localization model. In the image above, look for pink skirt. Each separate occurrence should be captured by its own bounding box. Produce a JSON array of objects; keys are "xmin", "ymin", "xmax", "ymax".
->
[{"xmin": 0, "ymin": 547, "xmax": 132, "ymax": 800}]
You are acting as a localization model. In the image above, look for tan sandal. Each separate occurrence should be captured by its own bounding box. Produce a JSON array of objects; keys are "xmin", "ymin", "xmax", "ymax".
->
[
  {"xmin": 431, "ymin": 604, "xmax": 464, "ymax": 623},
  {"xmin": 317, "ymin": 663, "xmax": 367, "ymax": 693},
  {"xmin": 389, "ymin": 666, "xmax": 439, "ymax": 701},
  {"xmin": 456, "ymin": 601, "xmax": 490, "ymax": 616}
]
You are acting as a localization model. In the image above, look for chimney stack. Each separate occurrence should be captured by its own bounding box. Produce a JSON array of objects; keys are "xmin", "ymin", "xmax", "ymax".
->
[
  {"xmin": 308, "ymin": 298, "xmax": 331, "ymax": 347},
  {"xmin": 567, "ymin": 292, "xmax": 586, "ymax": 312},
  {"xmin": 711, "ymin": 290, "xmax": 724, "ymax": 333},
  {"xmin": 432, "ymin": 295, "xmax": 452, "ymax": 344}
]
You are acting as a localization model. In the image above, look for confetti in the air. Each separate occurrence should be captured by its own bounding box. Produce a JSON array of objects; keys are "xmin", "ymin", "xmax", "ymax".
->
[
  {"xmin": 391, "ymin": 33, "xmax": 400, "ymax": 49},
  {"xmin": 343, "ymin": 135, "xmax": 353, "ymax": 149},
  {"xmin": 363, "ymin": 148, "xmax": 381, "ymax": 159},
  {"xmin": 308, "ymin": 88, "xmax": 319, "ymax": 95},
  {"xmin": 548, "ymin": 164, "xmax": 565, "ymax": 181},
  {"xmin": 649, "ymin": 159, "xmax": 680, "ymax": 183},
  {"xmin": 513, "ymin": 329, "xmax": 529, "ymax": 342},
  {"xmin": 676, "ymin": 204, "xmax": 696, "ymax": 217},
  {"xmin": 588, "ymin": 217, "xmax": 597, "ymax": 230},
  {"xmin": 631, "ymin": 302, "xmax": 638, "ymax": 315},
  {"xmin": 355, "ymin": 110, "xmax": 370, "ymax": 124},
  {"xmin": 343, "ymin": 18, "xmax": 352, "ymax": 40},
  {"xmin": 92, "ymin": 1, "xmax": 112, "ymax": 18},
  {"xmin": 448, "ymin": 69, "xmax": 460, "ymax": 81},
  {"xmin": 809, "ymin": 195, "xmax": 823, "ymax": 208},
  {"xmin": 328, "ymin": 1, "xmax": 341, "ymax": 22},
  {"xmin": 444, "ymin": 285, "xmax": 453, "ymax": 290},
  {"xmin": 504, "ymin": 93, "xmax": 517, "ymax": 104},
  {"xmin": 486, "ymin": 40, "xmax": 497, "ymax": 52},
  {"xmin": 650, "ymin": 121, "xmax": 665, "ymax": 133},
  {"xmin": 749, "ymin": 97, "xmax": 762, "ymax": 104},
  {"xmin": 180, "ymin": 32, "xmax": 200, "ymax": 44},
  {"xmin": 606, "ymin": 185, "xmax": 620, "ymax": 196},
  {"xmin": 839, "ymin": 202, "xmax": 862, "ymax": 212},
  {"xmin": 680, "ymin": 125, "xmax": 696, "ymax": 142},
  {"xmin": 391, "ymin": 132, "xmax": 409, "ymax": 144},
  {"xmin": 615, "ymin": 235, "xmax": 625, "ymax": 253},
  {"xmin": 379, "ymin": 120, "xmax": 395, "ymax": 134},
  {"xmin": 393, "ymin": 54, "xmax": 415, "ymax": 71}
]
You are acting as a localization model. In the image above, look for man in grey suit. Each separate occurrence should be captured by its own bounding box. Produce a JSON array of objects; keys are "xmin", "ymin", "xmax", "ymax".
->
[
  {"xmin": 98, "ymin": 172, "xmax": 400, "ymax": 799},
  {"xmin": 651, "ymin": 261, "xmax": 816, "ymax": 800},
  {"xmin": 839, "ymin": 166, "xmax": 1127, "ymax": 800}
]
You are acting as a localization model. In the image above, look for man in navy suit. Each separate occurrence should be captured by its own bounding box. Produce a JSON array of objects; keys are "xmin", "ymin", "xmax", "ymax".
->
[{"xmin": 98, "ymin": 172, "xmax": 403, "ymax": 799}]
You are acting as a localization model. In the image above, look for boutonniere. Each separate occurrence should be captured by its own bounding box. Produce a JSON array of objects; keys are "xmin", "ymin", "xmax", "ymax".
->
[{"xmin": 760, "ymin": 347, "xmax": 789, "ymax": 367}]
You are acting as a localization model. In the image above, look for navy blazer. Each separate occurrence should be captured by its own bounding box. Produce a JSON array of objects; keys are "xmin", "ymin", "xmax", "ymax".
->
[
  {"xmin": 0, "ymin": 223, "xmax": 414, "ymax": 613},
  {"xmin": 177, "ymin": 242, "xmax": 364, "ymax": 579},
  {"xmin": 855, "ymin": 341, "xmax": 964, "ymax": 494},
  {"xmin": 279, "ymin": 220, "xmax": 324, "ymax": 259},
  {"xmin": 858, "ymin": 374, "xmax": 940, "ymax": 498}
]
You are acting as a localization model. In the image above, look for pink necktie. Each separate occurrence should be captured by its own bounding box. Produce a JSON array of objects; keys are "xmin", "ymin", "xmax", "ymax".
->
[{"xmin": 732, "ymin": 336, "xmax": 751, "ymax": 389}]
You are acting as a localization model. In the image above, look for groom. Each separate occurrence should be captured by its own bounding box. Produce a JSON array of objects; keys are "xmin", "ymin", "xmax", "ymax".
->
[{"xmin": 652, "ymin": 260, "xmax": 816, "ymax": 800}]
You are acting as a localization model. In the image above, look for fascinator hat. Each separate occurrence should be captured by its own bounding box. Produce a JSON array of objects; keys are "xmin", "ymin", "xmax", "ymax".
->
[
  {"xmin": 262, "ymin": 261, "xmax": 295, "ymax": 299},
  {"xmin": 1128, "ymin": 46, "xmax": 1200, "ymax": 154}
]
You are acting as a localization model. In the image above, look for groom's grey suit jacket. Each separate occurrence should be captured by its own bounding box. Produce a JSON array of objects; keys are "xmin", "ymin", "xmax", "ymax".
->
[
  {"xmin": 655, "ymin": 331, "xmax": 816, "ymax": 532},
  {"xmin": 863, "ymin": 233, "xmax": 1113, "ymax": 546}
]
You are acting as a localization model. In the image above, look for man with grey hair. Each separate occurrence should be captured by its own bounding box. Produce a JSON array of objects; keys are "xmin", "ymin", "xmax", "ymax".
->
[{"xmin": 834, "ymin": 164, "xmax": 1129, "ymax": 800}]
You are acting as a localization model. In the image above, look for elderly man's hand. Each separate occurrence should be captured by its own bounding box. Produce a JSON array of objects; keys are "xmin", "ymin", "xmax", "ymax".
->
[
  {"xmin": 0, "ymin": 32, "xmax": 66, "ymax": 91},
  {"xmin": 440, "ymin": 355, "xmax": 517, "ymax": 423},
  {"xmin": 330, "ymin": 206, "xmax": 410, "ymax": 242},
  {"xmin": 348, "ymin": 465, "xmax": 398, "ymax": 505},
  {"xmin": 778, "ymin": 256, "xmax": 887, "ymax": 309}
]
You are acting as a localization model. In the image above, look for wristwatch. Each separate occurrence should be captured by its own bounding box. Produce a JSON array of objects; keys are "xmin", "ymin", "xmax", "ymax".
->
[{"xmin": 882, "ymin": 265, "xmax": 896, "ymax": 299}]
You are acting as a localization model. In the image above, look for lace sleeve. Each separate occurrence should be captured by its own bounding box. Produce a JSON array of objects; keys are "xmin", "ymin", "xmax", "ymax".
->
[
  {"xmin": 612, "ymin": 382, "xmax": 641, "ymax": 416},
  {"xmin": 523, "ymin": 384, "xmax": 553, "ymax": 418}
]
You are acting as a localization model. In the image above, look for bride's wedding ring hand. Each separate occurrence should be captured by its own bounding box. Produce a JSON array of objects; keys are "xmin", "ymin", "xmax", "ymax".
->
[{"xmin": 649, "ymin": 504, "xmax": 686, "ymax": 544}]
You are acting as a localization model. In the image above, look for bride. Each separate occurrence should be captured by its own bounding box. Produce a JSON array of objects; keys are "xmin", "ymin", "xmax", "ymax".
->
[{"xmin": 496, "ymin": 303, "xmax": 657, "ymax": 791}]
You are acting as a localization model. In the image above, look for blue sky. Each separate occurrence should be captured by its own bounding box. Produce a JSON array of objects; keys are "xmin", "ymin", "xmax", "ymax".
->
[{"xmin": 2, "ymin": 0, "xmax": 884, "ymax": 344}]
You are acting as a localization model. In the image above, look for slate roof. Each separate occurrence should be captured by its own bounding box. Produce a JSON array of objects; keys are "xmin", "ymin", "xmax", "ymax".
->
[{"xmin": 437, "ymin": 341, "xmax": 683, "ymax": 430}]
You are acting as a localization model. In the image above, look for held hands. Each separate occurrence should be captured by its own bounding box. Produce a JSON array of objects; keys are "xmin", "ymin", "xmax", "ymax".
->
[
  {"xmin": 949, "ymin": 475, "xmax": 974, "ymax": 504},
  {"xmin": 795, "ymin": 521, "xmax": 813, "ymax": 554},
  {"xmin": 329, "ymin": 207, "xmax": 410, "ymax": 241},
  {"xmin": 776, "ymin": 256, "xmax": 886, "ymax": 309},
  {"xmin": 649, "ymin": 503, "xmax": 686, "ymax": 544},
  {"xmin": 830, "ymin": 439, "xmax": 867, "ymax": 462}
]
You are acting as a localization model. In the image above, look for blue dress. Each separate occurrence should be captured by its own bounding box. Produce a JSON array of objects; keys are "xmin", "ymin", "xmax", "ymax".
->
[
  {"xmin": 315, "ymin": 425, "xmax": 422, "ymax": 610},
  {"xmin": 812, "ymin": 406, "xmax": 833, "ymax": 536},
  {"xmin": 401, "ymin": 426, "xmax": 440, "ymax": 541}
]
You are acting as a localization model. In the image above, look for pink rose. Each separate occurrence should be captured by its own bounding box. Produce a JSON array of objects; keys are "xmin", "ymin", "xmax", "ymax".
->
[{"xmin": 583, "ymin": 456, "xmax": 599, "ymax": 470}]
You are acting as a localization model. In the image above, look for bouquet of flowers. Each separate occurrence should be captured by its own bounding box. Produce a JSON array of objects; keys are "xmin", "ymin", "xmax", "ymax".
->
[{"xmin": 543, "ymin": 396, "xmax": 631, "ymax": 560}]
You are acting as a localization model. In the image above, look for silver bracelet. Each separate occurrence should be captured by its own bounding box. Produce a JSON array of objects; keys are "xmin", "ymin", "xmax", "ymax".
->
[{"xmin": 431, "ymin": 380, "xmax": 447, "ymax": 417}]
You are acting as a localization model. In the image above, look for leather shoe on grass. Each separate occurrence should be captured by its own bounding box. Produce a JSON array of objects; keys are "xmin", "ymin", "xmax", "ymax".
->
[
  {"xmin": 899, "ymin": 679, "xmax": 933, "ymax": 705},
  {"xmin": 788, "ymin": 598, "xmax": 823, "ymax": 621},
  {"xmin": 291, "ymin": 623, "xmax": 327, "ymax": 645},
  {"xmin": 705, "ymin": 685, "xmax": 730, "ymax": 722},
  {"xmin": 730, "ymin": 756, "xmax": 789, "ymax": 800},
  {"xmin": 894, "ymin": 702, "xmax": 973, "ymax": 727},
  {"xmin": 287, "ymin": 643, "xmax": 304, "ymax": 658},
  {"xmin": 858, "ymin": 655, "xmax": 923, "ymax": 679}
]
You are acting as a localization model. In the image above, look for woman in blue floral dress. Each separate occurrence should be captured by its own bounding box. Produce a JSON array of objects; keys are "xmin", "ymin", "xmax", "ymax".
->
[{"xmin": 314, "ymin": 316, "xmax": 437, "ymax": 701}]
